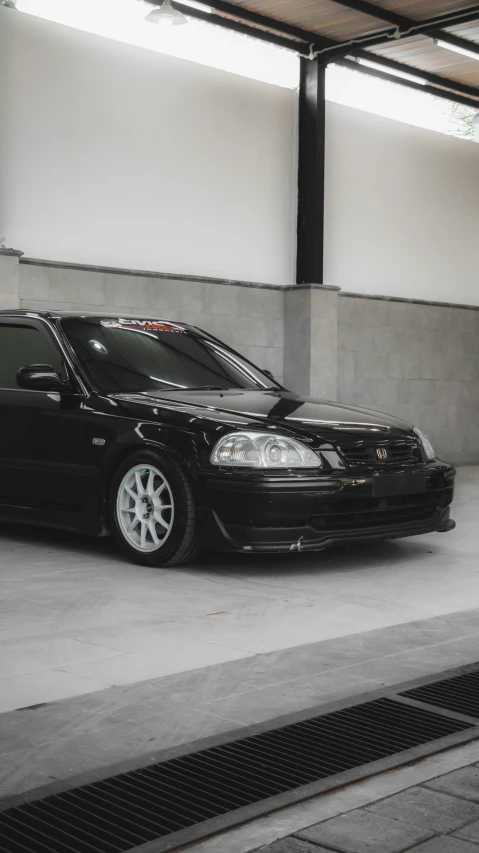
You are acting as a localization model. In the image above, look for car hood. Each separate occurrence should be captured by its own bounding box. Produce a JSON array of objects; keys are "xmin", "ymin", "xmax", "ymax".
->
[{"xmin": 113, "ymin": 388, "xmax": 414, "ymax": 443}]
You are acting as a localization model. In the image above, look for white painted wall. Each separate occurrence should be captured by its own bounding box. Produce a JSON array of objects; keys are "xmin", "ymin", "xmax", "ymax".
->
[
  {"xmin": 324, "ymin": 101, "xmax": 479, "ymax": 305},
  {"xmin": 0, "ymin": 8, "xmax": 295, "ymax": 285},
  {"xmin": 3, "ymin": 8, "xmax": 479, "ymax": 302}
]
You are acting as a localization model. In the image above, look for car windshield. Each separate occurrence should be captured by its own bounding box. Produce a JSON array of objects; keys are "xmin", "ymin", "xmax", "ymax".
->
[{"xmin": 61, "ymin": 318, "xmax": 278, "ymax": 394}]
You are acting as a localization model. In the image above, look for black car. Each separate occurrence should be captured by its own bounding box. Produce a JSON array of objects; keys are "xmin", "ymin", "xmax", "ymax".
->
[{"xmin": 0, "ymin": 311, "xmax": 455, "ymax": 566}]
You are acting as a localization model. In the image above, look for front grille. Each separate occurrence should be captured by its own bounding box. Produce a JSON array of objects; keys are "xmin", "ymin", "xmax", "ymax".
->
[
  {"xmin": 401, "ymin": 669, "xmax": 479, "ymax": 720},
  {"xmin": 0, "ymin": 698, "xmax": 471, "ymax": 853},
  {"xmin": 311, "ymin": 489, "xmax": 451, "ymax": 531},
  {"xmin": 339, "ymin": 440, "xmax": 421, "ymax": 467}
]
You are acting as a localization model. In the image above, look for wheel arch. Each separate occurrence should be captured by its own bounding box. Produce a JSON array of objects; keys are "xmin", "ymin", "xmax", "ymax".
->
[{"xmin": 99, "ymin": 436, "xmax": 199, "ymax": 528}]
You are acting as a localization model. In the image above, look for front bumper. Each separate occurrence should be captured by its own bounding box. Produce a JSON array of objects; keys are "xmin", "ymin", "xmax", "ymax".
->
[{"xmin": 200, "ymin": 462, "xmax": 456, "ymax": 553}]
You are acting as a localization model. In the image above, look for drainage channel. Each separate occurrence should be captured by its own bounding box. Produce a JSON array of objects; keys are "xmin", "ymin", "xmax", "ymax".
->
[
  {"xmin": 2, "ymin": 663, "xmax": 479, "ymax": 853},
  {"xmin": 401, "ymin": 666, "xmax": 479, "ymax": 718}
]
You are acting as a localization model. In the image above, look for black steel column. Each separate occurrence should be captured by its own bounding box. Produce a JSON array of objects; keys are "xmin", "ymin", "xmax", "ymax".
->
[{"xmin": 296, "ymin": 58, "xmax": 326, "ymax": 285}]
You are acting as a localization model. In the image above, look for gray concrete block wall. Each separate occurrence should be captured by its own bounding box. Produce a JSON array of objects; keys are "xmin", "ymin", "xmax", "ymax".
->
[
  {"xmin": 338, "ymin": 295, "xmax": 479, "ymax": 464},
  {"xmin": 9, "ymin": 254, "xmax": 479, "ymax": 463},
  {"xmin": 19, "ymin": 262, "xmax": 284, "ymax": 383}
]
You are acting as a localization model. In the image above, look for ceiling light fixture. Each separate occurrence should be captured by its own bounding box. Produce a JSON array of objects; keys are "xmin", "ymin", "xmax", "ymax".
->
[
  {"xmin": 145, "ymin": 0, "xmax": 188, "ymax": 26},
  {"xmin": 356, "ymin": 57, "xmax": 427, "ymax": 86},
  {"xmin": 435, "ymin": 38, "xmax": 479, "ymax": 62}
]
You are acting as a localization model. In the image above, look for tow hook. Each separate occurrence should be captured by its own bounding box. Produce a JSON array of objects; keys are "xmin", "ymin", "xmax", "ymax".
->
[{"xmin": 290, "ymin": 536, "xmax": 304, "ymax": 552}]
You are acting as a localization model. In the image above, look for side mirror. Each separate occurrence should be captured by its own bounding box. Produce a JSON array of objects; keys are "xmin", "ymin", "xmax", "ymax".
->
[{"xmin": 17, "ymin": 364, "xmax": 71, "ymax": 392}]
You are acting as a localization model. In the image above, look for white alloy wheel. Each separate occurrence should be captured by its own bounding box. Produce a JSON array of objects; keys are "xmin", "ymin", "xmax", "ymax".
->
[{"xmin": 116, "ymin": 464, "xmax": 174, "ymax": 552}]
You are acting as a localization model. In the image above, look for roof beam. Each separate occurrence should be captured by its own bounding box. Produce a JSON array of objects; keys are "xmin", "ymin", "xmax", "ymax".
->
[
  {"xmin": 323, "ymin": 0, "xmax": 479, "ymax": 32},
  {"xmin": 321, "ymin": 1, "xmax": 479, "ymax": 58},
  {"xmin": 322, "ymin": 0, "xmax": 410, "ymax": 29},
  {"xmin": 145, "ymin": 1, "xmax": 479, "ymax": 106}
]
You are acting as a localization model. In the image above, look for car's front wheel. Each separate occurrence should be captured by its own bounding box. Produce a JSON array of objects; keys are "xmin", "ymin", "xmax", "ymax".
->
[{"xmin": 110, "ymin": 450, "xmax": 201, "ymax": 567}]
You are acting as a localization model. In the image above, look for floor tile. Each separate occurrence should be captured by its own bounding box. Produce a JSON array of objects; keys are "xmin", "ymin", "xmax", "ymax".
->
[
  {"xmin": 296, "ymin": 809, "xmax": 434, "ymax": 853},
  {"xmin": 260, "ymin": 840, "xmax": 329, "ymax": 853},
  {"xmin": 366, "ymin": 786, "xmax": 479, "ymax": 833},
  {"xmin": 425, "ymin": 767, "xmax": 479, "ymax": 804},
  {"xmin": 406, "ymin": 838, "xmax": 479, "ymax": 852},
  {"xmin": 453, "ymin": 818, "xmax": 479, "ymax": 844}
]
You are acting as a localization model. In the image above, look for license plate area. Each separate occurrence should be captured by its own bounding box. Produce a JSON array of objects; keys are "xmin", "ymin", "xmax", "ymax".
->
[{"xmin": 372, "ymin": 472, "xmax": 427, "ymax": 498}]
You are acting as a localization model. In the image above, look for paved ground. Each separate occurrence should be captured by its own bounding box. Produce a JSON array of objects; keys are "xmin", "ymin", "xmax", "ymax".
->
[
  {"xmin": 259, "ymin": 762, "xmax": 479, "ymax": 853},
  {"xmin": 1, "ymin": 466, "xmax": 478, "ymax": 714},
  {"xmin": 186, "ymin": 741, "xmax": 479, "ymax": 853}
]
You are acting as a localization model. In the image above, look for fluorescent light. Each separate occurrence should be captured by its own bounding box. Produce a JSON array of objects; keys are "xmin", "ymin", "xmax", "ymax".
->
[
  {"xmin": 180, "ymin": 0, "xmax": 212, "ymax": 11},
  {"xmin": 435, "ymin": 39, "xmax": 479, "ymax": 62},
  {"xmin": 356, "ymin": 57, "xmax": 427, "ymax": 86}
]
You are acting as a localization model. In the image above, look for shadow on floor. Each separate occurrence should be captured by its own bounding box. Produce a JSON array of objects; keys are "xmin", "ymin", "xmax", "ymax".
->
[{"xmin": 0, "ymin": 518, "xmax": 436, "ymax": 578}]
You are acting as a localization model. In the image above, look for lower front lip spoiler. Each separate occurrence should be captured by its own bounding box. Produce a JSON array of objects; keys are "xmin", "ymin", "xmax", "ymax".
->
[{"xmin": 212, "ymin": 512, "xmax": 455, "ymax": 554}]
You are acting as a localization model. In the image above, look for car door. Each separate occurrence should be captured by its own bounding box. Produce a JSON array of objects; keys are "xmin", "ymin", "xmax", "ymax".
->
[{"xmin": 0, "ymin": 318, "xmax": 100, "ymax": 522}]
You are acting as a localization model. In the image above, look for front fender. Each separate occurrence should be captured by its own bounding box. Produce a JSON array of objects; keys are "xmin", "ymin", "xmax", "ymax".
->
[{"xmin": 97, "ymin": 423, "xmax": 202, "ymax": 500}]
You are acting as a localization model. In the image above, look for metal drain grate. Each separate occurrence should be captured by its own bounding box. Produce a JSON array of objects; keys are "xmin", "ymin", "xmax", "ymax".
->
[
  {"xmin": 0, "ymin": 697, "xmax": 472, "ymax": 853},
  {"xmin": 402, "ymin": 668, "xmax": 479, "ymax": 720}
]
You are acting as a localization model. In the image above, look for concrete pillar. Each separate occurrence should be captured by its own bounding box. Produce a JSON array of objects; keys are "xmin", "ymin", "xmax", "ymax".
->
[
  {"xmin": 283, "ymin": 284, "xmax": 340, "ymax": 400},
  {"xmin": 0, "ymin": 248, "xmax": 23, "ymax": 308}
]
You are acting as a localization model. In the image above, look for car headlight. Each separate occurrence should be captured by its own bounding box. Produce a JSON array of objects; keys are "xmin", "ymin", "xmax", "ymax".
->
[
  {"xmin": 414, "ymin": 427, "xmax": 436, "ymax": 460},
  {"xmin": 211, "ymin": 432, "xmax": 321, "ymax": 468}
]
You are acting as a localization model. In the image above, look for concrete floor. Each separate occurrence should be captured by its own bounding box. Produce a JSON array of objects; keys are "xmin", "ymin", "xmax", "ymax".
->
[
  {"xmin": 1, "ymin": 466, "xmax": 478, "ymax": 715},
  {"xmin": 1, "ymin": 467, "xmax": 479, "ymax": 800}
]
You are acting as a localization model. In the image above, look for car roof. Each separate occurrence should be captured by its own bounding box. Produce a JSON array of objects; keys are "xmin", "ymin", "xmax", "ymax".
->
[{"xmin": 0, "ymin": 309, "xmax": 197, "ymax": 330}]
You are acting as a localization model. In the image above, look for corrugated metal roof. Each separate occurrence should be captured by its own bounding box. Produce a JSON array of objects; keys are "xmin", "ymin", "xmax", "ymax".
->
[{"xmin": 200, "ymin": 1, "xmax": 479, "ymax": 106}]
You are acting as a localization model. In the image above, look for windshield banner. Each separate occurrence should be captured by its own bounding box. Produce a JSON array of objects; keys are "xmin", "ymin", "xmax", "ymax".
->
[{"xmin": 101, "ymin": 319, "xmax": 186, "ymax": 333}]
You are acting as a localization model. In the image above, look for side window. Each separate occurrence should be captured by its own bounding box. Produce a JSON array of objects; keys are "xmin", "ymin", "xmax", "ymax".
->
[{"xmin": 0, "ymin": 324, "xmax": 65, "ymax": 390}]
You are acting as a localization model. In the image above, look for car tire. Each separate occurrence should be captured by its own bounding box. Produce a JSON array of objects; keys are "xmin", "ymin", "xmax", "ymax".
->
[{"xmin": 110, "ymin": 449, "xmax": 201, "ymax": 567}]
